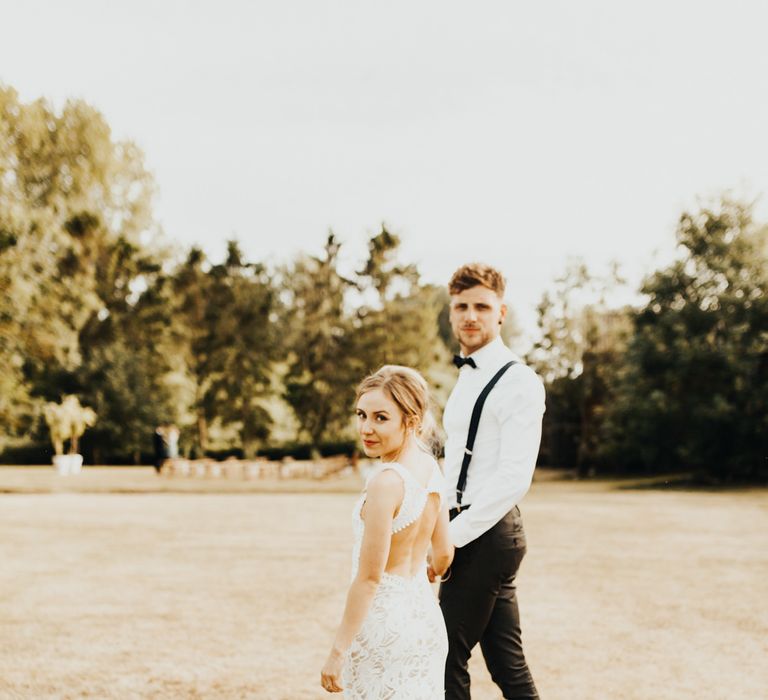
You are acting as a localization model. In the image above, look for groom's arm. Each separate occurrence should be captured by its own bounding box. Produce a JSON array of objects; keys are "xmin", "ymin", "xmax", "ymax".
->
[{"xmin": 448, "ymin": 365, "xmax": 545, "ymax": 548}]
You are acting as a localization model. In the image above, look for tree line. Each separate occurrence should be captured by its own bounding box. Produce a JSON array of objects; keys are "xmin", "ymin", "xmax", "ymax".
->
[
  {"xmin": 529, "ymin": 199, "xmax": 767, "ymax": 483},
  {"xmin": 1, "ymin": 86, "xmax": 765, "ymax": 481}
]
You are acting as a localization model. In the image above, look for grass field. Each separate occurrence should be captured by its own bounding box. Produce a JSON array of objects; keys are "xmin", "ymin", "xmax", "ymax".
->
[{"xmin": 0, "ymin": 467, "xmax": 766, "ymax": 699}]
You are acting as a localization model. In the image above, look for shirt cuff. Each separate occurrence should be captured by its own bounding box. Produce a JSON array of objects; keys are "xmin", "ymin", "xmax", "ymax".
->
[{"xmin": 448, "ymin": 516, "xmax": 471, "ymax": 548}]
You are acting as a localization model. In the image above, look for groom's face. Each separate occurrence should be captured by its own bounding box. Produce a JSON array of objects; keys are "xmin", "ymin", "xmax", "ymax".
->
[{"xmin": 449, "ymin": 284, "xmax": 507, "ymax": 355}]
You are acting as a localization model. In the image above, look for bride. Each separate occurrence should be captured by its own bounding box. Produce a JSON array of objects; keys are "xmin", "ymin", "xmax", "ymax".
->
[{"xmin": 321, "ymin": 365, "xmax": 454, "ymax": 698}]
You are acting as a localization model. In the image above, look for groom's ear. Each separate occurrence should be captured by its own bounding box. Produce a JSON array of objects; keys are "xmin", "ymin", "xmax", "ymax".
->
[{"xmin": 499, "ymin": 303, "xmax": 507, "ymax": 325}]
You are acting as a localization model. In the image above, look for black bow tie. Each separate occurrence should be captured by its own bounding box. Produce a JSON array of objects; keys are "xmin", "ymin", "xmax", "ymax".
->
[{"xmin": 453, "ymin": 354, "xmax": 477, "ymax": 369}]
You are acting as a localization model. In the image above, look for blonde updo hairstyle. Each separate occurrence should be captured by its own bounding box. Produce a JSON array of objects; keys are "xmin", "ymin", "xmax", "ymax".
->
[{"xmin": 355, "ymin": 365, "xmax": 442, "ymax": 459}]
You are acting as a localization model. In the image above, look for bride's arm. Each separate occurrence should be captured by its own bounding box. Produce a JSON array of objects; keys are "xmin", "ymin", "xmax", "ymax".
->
[
  {"xmin": 427, "ymin": 504, "xmax": 454, "ymax": 581},
  {"xmin": 321, "ymin": 471, "xmax": 403, "ymax": 692}
]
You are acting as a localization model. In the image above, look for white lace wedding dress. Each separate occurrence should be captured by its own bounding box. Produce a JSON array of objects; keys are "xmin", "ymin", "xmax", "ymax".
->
[{"xmin": 342, "ymin": 461, "xmax": 448, "ymax": 699}]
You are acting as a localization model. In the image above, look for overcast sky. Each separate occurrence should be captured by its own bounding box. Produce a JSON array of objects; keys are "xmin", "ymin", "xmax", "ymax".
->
[{"xmin": 2, "ymin": 0, "xmax": 768, "ymax": 338}]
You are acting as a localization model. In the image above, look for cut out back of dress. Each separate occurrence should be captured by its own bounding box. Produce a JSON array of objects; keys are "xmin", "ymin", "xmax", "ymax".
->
[
  {"xmin": 351, "ymin": 460, "xmax": 443, "ymax": 581},
  {"xmin": 357, "ymin": 461, "xmax": 443, "ymax": 531},
  {"xmin": 343, "ymin": 459, "xmax": 448, "ymax": 698}
]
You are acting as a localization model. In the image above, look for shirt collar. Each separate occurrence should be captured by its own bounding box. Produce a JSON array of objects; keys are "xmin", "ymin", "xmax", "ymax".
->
[{"xmin": 464, "ymin": 335, "xmax": 507, "ymax": 369}]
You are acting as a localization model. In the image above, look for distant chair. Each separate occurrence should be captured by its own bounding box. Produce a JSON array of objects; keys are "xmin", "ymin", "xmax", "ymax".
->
[
  {"xmin": 315, "ymin": 455, "xmax": 351, "ymax": 479},
  {"xmin": 160, "ymin": 454, "xmax": 351, "ymax": 480},
  {"xmin": 164, "ymin": 458, "xmax": 190, "ymax": 477}
]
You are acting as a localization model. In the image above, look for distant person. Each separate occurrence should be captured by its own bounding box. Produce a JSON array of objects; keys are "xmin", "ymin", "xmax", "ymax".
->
[
  {"xmin": 437, "ymin": 263, "xmax": 545, "ymax": 699},
  {"xmin": 321, "ymin": 366, "xmax": 454, "ymax": 696},
  {"xmin": 152, "ymin": 424, "xmax": 168, "ymax": 474},
  {"xmin": 166, "ymin": 424, "xmax": 180, "ymax": 459}
]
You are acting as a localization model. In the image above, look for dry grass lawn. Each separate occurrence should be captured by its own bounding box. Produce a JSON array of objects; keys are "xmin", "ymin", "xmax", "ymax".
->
[{"xmin": 0, "ymin": 467, "xmax": 766, "ymax": 699}]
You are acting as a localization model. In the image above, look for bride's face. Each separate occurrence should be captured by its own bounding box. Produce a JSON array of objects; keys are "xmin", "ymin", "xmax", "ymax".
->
[{"xmin": 356, "ymin": 388, "xmax": 408, "ymax": 462}]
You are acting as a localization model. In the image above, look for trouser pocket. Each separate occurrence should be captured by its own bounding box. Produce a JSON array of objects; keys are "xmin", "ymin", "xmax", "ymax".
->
[{"xmin": 494, "ymin": 505, "xmax": 527, "ymax": 549}]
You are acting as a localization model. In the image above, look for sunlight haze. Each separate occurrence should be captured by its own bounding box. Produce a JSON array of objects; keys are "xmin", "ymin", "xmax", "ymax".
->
[{"xmin": 3, "ymin": 0, "xmax": 767, "ymax": 337}]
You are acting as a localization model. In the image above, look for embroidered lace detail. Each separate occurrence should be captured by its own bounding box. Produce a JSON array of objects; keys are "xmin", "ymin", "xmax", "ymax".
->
[
  {"xmin": 342, "ymin": 573, "xmax": 447, "ymax": 699},
  {"xmin": 344, "ymin": 461, "xmax": 447, "ymax": 698}
]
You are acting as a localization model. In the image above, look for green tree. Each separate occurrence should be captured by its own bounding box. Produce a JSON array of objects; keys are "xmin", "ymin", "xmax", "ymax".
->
[
  {"xmin": 601, "ymin": 198, "xmax": 768, "ymax": 481},
  {"xmin": 0, "ymin": 86, "xmax": 156, "ymax": 448},
  {"xmin": 198, "ymin": 242, "xmax": 278, "ymax": 456},
  {"xmin": 170, "ymin": 242, "xmax": 279, "ymax": 456},
  {"xmin": 167, "ymin": 247, "xmax": 212, "ymax": 451},
  {"xmin": 76, "ymin": 242, "xmax": 185, "ymax": 463},
  {"xmin": 353, "ymin": 226, "xmax": 448, "ymax": 374},
  {"xmin": 527, "ymin": 260, "xmax": 631, "ymax": 473},
  {"xmin": 281, "ymin": 227, "xmax": 455, "ymax": 445},
  {"xmin": 281, "ymin": 233, "xmax": 359, "ymax": 443}
]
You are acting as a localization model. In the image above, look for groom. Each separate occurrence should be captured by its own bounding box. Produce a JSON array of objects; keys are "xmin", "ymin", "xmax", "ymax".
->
[{"xmin": 436, "ymin": 263, "xmax": 544, "ymax": 699}]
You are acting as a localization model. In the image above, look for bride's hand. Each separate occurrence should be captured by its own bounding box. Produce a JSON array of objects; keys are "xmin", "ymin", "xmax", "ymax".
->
[
  {"xmin": 321, "ymin": 649, "xmax": 344, "ymax": 693},
  {"xmin": 427, "ymin": 545, "xmax": 454, "ymax": 582},
  {"xmin": 426, "ymin": 551, "xmax": 436, "ymax": 582},
  {"xmin": 427, "ymin": 560, "xmax": 437, "ymax": 583}
]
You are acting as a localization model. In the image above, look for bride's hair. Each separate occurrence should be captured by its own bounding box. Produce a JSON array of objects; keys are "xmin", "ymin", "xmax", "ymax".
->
[{"xmin": 356, "ymin": 365, "xmax": 443, "ymax": 458}]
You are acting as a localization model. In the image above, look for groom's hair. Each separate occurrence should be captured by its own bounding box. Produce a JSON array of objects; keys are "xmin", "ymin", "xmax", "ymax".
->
[{"xmin": 449, "ymin": 263, "xmax": 506, "ymax": 297}]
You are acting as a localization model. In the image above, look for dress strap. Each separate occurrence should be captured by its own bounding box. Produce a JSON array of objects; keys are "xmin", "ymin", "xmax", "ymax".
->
[
  {"xmin": 364, "ymin": 462, "xmax": 410, "ymax": 489},
  {"xmin": 425, "ymin": 463, "xmax": 444, "ymax": 505},
  {"xmin": 364, "ymin": 462, "xmax": 433, "ymax": 534}
]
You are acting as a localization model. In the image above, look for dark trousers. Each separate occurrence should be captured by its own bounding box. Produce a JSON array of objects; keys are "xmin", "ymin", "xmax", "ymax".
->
[{"xmin": 440, "ymin": 506, "xmax": 538, "ymax": 700}]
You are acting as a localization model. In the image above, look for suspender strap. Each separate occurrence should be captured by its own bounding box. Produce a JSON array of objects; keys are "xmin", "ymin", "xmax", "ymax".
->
[{"xmin": 455, "ymin": 360, "xmax": 517, "ymax": 508}]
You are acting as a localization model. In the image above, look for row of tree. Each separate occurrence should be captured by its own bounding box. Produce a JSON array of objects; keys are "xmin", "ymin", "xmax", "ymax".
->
[
  {"xmin": 0, "ymin": 86, "xmax": 462, "ymax": 462},
  {"xmin": 1, "ymin": 85, "xmax": 766, "ymax": 480},
  {"xmin": 529, "ymin": 199, "xmax": 767, "ymax": 482}
]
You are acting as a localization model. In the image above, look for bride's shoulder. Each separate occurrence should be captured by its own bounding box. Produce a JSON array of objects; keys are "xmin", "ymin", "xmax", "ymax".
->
[
  {"xmin": 365, "ymin": 464, "xmax": 407, "ymax": 496},
  {"xmin": 402, "ymin": 454, "xmax": 442, "ymax": 488}
]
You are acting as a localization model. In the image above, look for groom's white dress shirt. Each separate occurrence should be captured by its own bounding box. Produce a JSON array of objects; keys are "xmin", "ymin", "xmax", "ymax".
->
[{"xmin": 442, "ymin": 336, "xmax": 545, "ymax": 548}]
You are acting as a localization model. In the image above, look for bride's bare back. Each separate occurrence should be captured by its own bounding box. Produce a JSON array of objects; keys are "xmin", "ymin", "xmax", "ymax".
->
[
  {"xmin": 385, "ymin": 489, "xmax": 441, "ymax": 576},
  {"xmin": 359, "ymin": 453, "xmax": 450, "ymax": 579}
]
